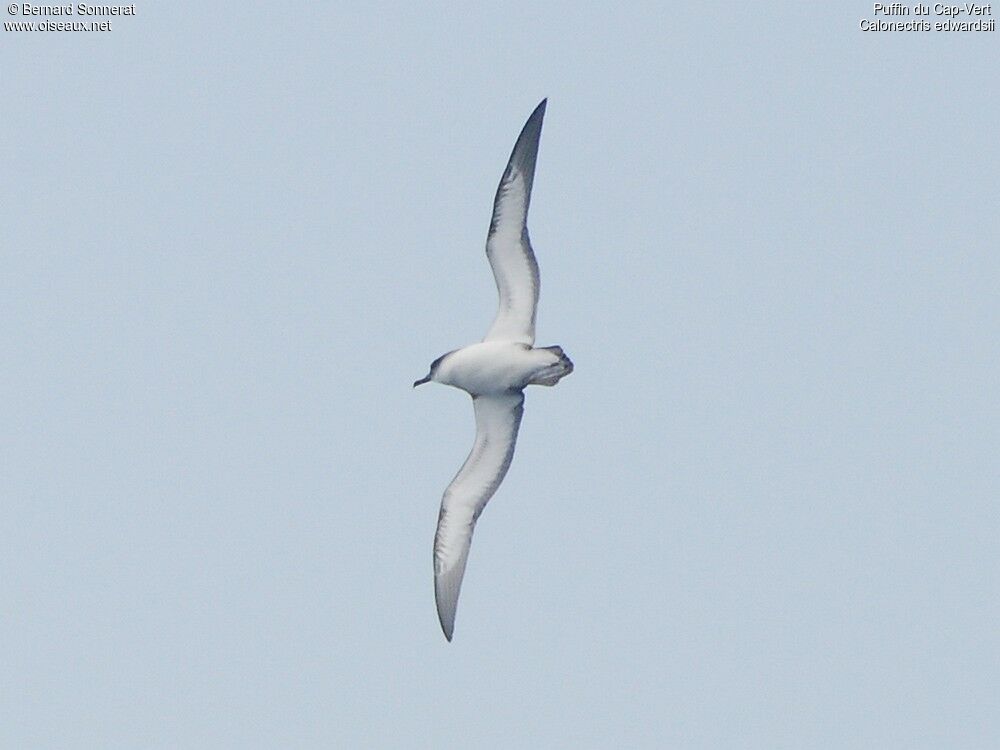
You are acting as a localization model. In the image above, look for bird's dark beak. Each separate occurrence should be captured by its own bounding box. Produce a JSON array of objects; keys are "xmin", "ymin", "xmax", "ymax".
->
[{"xmin": 413, "ymin": 375, "xmax": 431, "ymax": 388}]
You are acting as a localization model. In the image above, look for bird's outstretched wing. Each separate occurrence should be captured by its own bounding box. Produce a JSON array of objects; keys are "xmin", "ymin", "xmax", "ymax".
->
[
  {"xmin": 434, "ymin": 391, "xmax": 525, "ymax": 640},
  {"xmin": 483, "ymin": 100, "xmax": 546, "ymax": 346}
]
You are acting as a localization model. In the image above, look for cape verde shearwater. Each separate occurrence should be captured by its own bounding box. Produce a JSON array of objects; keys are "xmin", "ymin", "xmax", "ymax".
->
[{"xmin": 414, "ymin": 100, "xmax": 573, "ymax": 641}]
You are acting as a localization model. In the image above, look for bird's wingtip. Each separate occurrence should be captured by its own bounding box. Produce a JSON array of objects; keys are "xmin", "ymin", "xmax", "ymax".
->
[
  {"xmin": 434, "ymin": 552, "xmax": 468, "ymax": 643},
  {"xmin": 437, "ymin": 601, "xmax": 456, "ymax": 642}
]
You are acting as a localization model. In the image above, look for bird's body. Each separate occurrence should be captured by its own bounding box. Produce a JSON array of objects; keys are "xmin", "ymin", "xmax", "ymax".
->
[
  {"xmin": 414, "ymin": 99, "xmax": 572, "ymax": 640},
  {"xmin": 432, "ymin": 341, "xmax": 571, "ymax": 396}
]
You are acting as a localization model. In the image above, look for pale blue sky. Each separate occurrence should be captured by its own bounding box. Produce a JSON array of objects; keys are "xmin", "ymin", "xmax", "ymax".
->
[{"xmin": 2, "ymin": 3, "xmax": 997, "ymax": 748}]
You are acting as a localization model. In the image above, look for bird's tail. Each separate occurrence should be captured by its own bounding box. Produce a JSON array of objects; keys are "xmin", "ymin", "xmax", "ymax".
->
[{"xmin": 530, "ymin": 346, "xmax": 574, "ymax": 386}]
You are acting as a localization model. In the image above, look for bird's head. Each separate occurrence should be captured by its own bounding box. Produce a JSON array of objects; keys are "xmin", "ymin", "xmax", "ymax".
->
[{"xmin": 413, "ymin": 352, "xmax": 450, "ymax": 388}]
